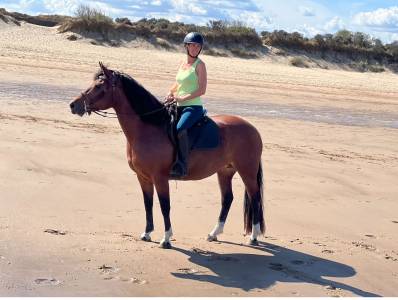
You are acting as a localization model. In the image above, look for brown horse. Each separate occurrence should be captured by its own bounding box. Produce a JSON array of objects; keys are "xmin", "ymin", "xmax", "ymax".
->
[{"xmin": 70, "ymin": 62, "xmax": 264, "ymax": 248}]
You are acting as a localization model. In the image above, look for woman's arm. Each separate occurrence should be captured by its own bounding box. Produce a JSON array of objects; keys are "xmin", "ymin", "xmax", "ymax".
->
[
  {"xmin": 167, "ymin": 82, "xmax": 179, "ymax": 96},
  {"xmin": 175, "ymin": 62, "xmax": 207, "ymax": 102}
]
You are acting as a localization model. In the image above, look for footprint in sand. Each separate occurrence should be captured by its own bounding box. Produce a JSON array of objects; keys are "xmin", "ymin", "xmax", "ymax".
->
[
  {"xmin": 313, "ymin": 242, "xmax": 327, "ymax": 247},
  {"xmin": 177, "ymin": 267, "xmax": 201, "ymax": 274},
  {"xmin": 34, "ymin": 278, "xmax": 61, "ymax": 286},
  {"xmin": 191, "ymin": 247, "xmax": 211, "ymax": 256},
  {"xmin": 98, "ymin": 264, "xmax": 120, "ymax": 275},
  {"xmin": 290, "ymin": 260, "xmax": 304, "ymax": 265},
  {"xmin": 384, "ymin": 254, "xmax": 398, "ymax": 262},
  {"xmin": 103, "ymin": 275, "xmax": 147, "ymax": 284},
  {"xmin": 364, "ymin": 234, "xmax": 376, "ymax": 238},
  {"xmin": 44, "ymin": 229, "xmax": 67, "ymax": 235},
  {"xmin": 352, "ymin": 241, "xmax": 376, "ymax": 251},
  {"xmin": 322, "ymin": 249, "xmax": 334, "ymax": 254},
  {"xmin": 289, "ymin": 238, "xmax": 303, "ymax": 245},
  {"xmin": 269, "ymin": 263, "xmax": 284, "ymax": 271}
]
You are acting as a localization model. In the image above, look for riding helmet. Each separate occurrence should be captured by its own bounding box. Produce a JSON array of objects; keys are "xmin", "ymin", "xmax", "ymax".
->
[{"xmin": 183, "ymin": 32, "xmax": 204, "ymax": 45}]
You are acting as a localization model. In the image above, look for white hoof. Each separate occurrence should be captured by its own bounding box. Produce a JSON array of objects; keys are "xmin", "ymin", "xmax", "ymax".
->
[
  {"xmin": 207, "ymin": 234, "xmax": 218, "ymax": 242},
  {"xmin": 140, "ymin": 232, "xmax": 151, "ymax": 242},
  {"xmin": 159, "ymin": 228, "xmax": 173, "ymax": 246},
  {"xmin": 208, "ymin": 222, "xmax": 224, "ymax": 241},
  {"xmin": 159, "ymin": 241, "xmax": 172, "ymax": 249},
  {"xmin": 250, "ymin": 223, "xmax": 261, "ymax": 241}
]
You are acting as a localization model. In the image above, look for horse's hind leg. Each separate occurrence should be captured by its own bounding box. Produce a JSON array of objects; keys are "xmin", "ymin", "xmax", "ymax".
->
[
  {"xmin": 207, "ymin": 167, "xmax": 236, "ymax": 242},
  {"xmin": 137, "ymin": 175, "xmax": 154, "ymax": 242},
  {"xmin": 236, "ymin": 162, "xmax": 265, "ymax": 245}
]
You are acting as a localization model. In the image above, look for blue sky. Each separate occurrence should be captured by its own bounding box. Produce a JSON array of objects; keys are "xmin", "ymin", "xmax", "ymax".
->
[{"xmin": 1, "ymin": 0, "xmax": 398, "ymax": 43}]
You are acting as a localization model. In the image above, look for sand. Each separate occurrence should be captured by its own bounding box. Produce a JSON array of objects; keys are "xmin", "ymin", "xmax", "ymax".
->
[{"xmin": 1, "ymin": 22, "xmax": 398, "ymax": 296}]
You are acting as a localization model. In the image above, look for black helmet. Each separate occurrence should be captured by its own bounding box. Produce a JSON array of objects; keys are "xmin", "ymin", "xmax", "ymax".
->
[{"xmin": 183, "ymin": 32, "xmax": 204, "ymax": 45}]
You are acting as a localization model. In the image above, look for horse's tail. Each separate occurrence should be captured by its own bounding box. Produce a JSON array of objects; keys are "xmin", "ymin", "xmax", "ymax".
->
[{"xmin": 244, "ymin": 162, "xmax": 265, "ymax": 235}]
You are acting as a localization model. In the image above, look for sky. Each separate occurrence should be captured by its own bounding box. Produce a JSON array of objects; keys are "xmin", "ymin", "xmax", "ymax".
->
[{"xmin": 1, "ymin": 0, "xmax": 398, "ymax": 43}]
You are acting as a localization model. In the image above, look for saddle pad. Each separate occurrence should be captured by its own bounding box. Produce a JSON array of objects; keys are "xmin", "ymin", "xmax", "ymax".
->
[{"xmin": 188, "ymin": 116, "xmax": 220, "ymax": 150}]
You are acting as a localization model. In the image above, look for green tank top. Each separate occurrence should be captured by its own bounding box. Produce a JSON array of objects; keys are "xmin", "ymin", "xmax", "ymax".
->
[{"xmin": 176, "ymin": 58, "xmax": 203, "ymax": 107}]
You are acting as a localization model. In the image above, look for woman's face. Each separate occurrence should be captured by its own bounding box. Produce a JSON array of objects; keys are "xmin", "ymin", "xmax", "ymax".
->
[{"xmin": 185, "ymin": 43, "xmax": 202, "ymax": 57}]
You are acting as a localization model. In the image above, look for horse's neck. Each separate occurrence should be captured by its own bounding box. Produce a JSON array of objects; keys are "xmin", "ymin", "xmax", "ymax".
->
[{"xmin": 113, "ymin": 91, "xmax": 143, "ymax": 142}]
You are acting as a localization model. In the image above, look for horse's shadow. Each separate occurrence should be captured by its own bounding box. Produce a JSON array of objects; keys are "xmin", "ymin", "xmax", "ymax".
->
[{"xmin": 171, "ymin": 240, "xmax": 380, "ymax": 297}]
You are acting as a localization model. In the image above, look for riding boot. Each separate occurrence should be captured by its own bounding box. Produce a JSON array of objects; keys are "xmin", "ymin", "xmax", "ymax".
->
[{"xmin": 170, "ymin": 130, "xmax": 189, "ymax": 178}]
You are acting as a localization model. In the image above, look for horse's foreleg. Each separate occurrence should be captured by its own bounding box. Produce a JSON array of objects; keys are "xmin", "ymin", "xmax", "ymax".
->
[
  {"xmin": 208, "ymin": 169, "xmax": 236, "ymax": 242},
  {"xmin": 137, "ymin": 175, "xmax": 154, "ymax": 242},
  {"xmin": 154, "ymin": 177, "xmax": 173, "ymax": 249}
]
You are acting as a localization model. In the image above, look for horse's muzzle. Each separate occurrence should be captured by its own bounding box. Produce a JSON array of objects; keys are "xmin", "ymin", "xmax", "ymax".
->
[{"xmin": 69, "ymin": 100, "xmax": 85, "ymax": 116}]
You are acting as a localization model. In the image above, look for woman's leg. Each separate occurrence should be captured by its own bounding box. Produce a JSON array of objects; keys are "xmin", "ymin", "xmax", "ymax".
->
[
  {"xmin": 171, "ymin": 106, "xmax": 204, "ymax": 177},
  {"xmin": 176, "ymin": 106, "xmax": 204, "ymax": 133}
]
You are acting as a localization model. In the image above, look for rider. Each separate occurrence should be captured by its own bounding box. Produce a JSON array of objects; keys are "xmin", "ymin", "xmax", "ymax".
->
[{"xmin": 165, "ymin": 32, "xmax": 207, "ymax": 177}]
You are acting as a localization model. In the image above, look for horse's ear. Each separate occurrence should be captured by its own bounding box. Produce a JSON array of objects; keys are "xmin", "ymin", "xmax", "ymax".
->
[{"xmin": 99, "ymin": 61, "xmax": 112, "ymax": 78}]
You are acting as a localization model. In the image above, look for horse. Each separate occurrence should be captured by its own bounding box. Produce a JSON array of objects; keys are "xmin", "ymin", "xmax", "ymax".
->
[{"xmin": 69, "ymin": 62, "xmax": 265, "ymax": 249}]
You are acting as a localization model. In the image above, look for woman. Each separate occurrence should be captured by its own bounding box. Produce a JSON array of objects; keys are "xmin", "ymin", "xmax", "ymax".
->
[{"xmin": 165, "ymin": 32, "xmax": 207, "ymax": 177}]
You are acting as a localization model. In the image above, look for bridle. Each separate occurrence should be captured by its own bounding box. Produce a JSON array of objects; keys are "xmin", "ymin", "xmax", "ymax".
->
[{"xmin": 80, "ymin": 72, "xmax": 168, "ymax": 119}]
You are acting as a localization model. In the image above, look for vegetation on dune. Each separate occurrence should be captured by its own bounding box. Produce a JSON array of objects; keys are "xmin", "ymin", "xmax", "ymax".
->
[
  {"xmin": 262, "ymin": 29, "xmax": 398, "ymax": 67},
  {"xmin": 2, "ymin": 5, "xmax": 398, "ymax": 71},
  {"xmin": 58, "ymin": 5, "xmax": 262, "ymax": 53},
  {"xmin": 58, "ymin": 5, "xmax": 114, "ymax": 37}
]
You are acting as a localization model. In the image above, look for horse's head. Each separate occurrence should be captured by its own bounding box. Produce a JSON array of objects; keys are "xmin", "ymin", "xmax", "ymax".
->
[{"xmin": 70, "ymin": 62, "xmax": 118, "ymax": 116}]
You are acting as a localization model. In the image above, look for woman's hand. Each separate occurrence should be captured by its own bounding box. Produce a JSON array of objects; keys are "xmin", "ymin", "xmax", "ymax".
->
[
  {"xmin": 164, "ymin": 93, "xmax": 175, "ymax": 104},
  {"xmin": 174, "ymin": 95, "xmax": 186, "ymax": 102}
]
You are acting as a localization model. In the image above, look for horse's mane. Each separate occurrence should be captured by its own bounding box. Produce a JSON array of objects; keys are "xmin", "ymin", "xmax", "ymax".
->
[{"xmin": 95, "ymin": 69, "xmax": 170, "ymax": 127}]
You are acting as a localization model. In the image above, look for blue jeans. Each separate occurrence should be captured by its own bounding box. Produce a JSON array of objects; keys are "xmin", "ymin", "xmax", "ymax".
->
[{"xmin": 176, "ymin": 105, "xmax": 204, "ymax": 133}]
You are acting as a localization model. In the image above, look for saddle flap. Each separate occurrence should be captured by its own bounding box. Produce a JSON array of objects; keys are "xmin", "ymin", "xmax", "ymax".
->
[{"xmin": 188, "ymin": 116, "xmax": 220, "ymax": 150}]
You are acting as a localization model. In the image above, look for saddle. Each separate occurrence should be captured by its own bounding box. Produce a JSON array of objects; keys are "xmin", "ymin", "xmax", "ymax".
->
[{"xmin": 165, "ymin": 103, "xmax": 220, "ymax": 151}]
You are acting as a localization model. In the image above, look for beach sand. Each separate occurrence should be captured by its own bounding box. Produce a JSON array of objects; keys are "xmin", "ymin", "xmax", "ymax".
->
[{"xmin": 1, "ymin": 22, "xmax": 398, "ymax": 296}]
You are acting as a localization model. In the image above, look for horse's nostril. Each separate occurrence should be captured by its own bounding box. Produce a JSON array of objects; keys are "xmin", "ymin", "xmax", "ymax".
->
[{"xmin": 70, "ymin": 103, "xmax": 75, "ymax": 109}]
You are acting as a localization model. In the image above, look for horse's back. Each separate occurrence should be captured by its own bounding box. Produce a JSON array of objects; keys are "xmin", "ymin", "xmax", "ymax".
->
[
  {"xmin": 210, "ymin": 114, "xmax": 262, "ymax": 157},
  {"xmin": 211, "ymin": 114, "xmax": 262, "ymax": 141}
]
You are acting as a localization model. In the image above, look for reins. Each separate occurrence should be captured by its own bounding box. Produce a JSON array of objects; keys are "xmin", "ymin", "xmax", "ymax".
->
[{"xmin": 92, "ymin": 105, "xmax": 168, "ymax": 119}]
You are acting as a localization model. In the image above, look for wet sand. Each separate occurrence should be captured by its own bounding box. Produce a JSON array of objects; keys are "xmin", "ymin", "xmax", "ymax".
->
[{"xmin": 1, "ymin": 22, "xmax": 398, "ymax": 296}]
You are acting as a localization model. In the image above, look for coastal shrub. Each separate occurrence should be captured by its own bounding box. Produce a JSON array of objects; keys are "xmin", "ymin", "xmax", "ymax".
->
[
  {"xmin": 58, "ymin": 4, "xmax": 114, "ymax": 38},
  {"xmin": 115, "ymin": 17, "xmax": 132, "ymax": 25},
  {"xmin": 261, "ymin": 29, "xmax": 398, "ymax": 65}
]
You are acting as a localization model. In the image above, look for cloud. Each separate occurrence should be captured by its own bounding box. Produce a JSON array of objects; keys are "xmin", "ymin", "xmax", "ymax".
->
[
  {"xmin": 293, "ymin": 24, "xmax": 323, "ymax": 37},
  {"xmin": 353, "ymin": 6, "xmax": 398, "ymax": 32},
  {"xmin": 170, "ymin": 0, "xmax": 207, "ymax": 15},
  {"xmin": 151, "ymin": 0, "xmax": 162, "ymax": 6},
  {"xmin": 299, "ymin": 6, "xmax": 315, "ymax": 17},
  {"xmin": 324, "ymin": 16, "xmax": 345, "ymax": 32},
  {"xmin": 222, "ymin": 10, "xmax": 272, "ymax": 31},
  {"xmin": 42, "ymin": 0, "xmax": 79, "ymax": 15}
]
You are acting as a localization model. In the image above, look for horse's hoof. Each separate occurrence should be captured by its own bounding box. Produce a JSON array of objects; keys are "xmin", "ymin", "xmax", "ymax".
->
[
  {"xmin": 159, "ymin": 241, "xmax": 172, "ymax": 249},
  {"xmin": 249, "ymin": 238, "xmax": 258, "ymax": 246},
  {"xmin": 207, "ymin": 234, "xmax": 217, "ymax": 242},
  {"xmin": 140, "ymin": 235, "xmax": 151, "ymax": 242}
]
